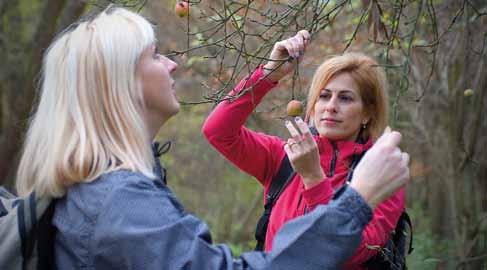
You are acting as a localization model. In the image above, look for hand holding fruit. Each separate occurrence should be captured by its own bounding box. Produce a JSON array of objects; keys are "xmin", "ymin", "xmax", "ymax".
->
[
  {"xmin": 263, "ymin": 30, "xmax": 311, "ymax": 82},
  {"xmin": 284, "ymin": 117, "xmax": 324, "ymax": 189}
]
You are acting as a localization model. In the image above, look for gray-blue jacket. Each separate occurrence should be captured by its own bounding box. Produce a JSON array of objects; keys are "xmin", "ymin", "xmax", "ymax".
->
[{"xmin": 53, "ymin": 145, "xmax": 372, "ymax": 270}]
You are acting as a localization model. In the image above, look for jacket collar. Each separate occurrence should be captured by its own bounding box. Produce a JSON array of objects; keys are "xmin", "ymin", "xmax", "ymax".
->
[{"xmin": 315, "ymin": 135, "xmax": 373, "ymax": 160}]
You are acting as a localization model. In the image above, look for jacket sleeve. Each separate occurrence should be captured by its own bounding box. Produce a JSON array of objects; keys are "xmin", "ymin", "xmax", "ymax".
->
[
  {"xmin": 92, "ymin": 178, "xmax": 373, "ymax": 270},
  {"xmin": 202, "ymin": 66, "xmax": 286, "ymax": 186},
  {"xmin": 301, "ymin": 177, "xmax": 335, "ymax": 211},
  {"xmin": 343, "ymin": 187, "xmax": 405, "ymax": 267}
]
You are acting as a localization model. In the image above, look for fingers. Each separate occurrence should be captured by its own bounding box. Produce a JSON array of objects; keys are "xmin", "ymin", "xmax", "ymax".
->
[
  {"xmin": 388, "ymin": 131, "xmax": 402, "ymax": 147},
  {"xmin": 294, "ymin": 117, "xmax": 314, "ymax": 144},
  {"xmin": 402, "ymin": 152, "xmax": 410, "ymax": 166},
  {"xmin": 285, "ymin": 120, "xmax": 301, "ymax": 140},
  {"xmin": 297, "ymin": 30, "xmax": 311, "ymax": 49},
  {"xmin": 298, "ymin": 30, "xmax": 311, "ymax": 41},
  {"xmin": 290, "ymin": 36, "xmax": 302, "ymax": 58},
  {"xmin": 286, "ymin": 117, "xmax": 316, "ymax": 145},
  {"xmin": 283, "ymin": 37, "xmax": 300, "ymax": 59},
  {"xmin": 276, "ymin": 40, "xmax": 296, "ymax": 59},
  {"xmin": 284, "ymin": 141, "xmax": 293, "ymax": 156},
  {"xmin": 374, "ymin": 126, "xmax": 392, "ymax": 145},
  {"xmin": 375, "ymin": 127, "xmax": 402, "ymax": 148},
  {"xmin": 279, "ymin": 30, "xmax": 310, "ymax": 59},
  {"xmin": 273, "ymin": 40, "xmax": 288, "ymax": 55},
  {"xmin": 293, "ymin": 31, "xmax": 309, "ymax": 57},
  {"xmin": 287, "ymin": 138, "xmax": 298, "ymax": 146},
  {"xmin": 396, "ymin": 158, "xmax": 411, "ymax": 189},
  {"xmin": 391, "ymin": 149, "xmax": 411, "ymax": 189},
  {"xmin": 284, "ymin": 138, "xmax": 300, "ymax": 162}
]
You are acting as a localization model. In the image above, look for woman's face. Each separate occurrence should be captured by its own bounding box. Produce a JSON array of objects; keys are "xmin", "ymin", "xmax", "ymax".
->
[
  {"xmin": 137, "ymin": 44, "xmax": 179, "ymax": 131},
  {"xmin": 312, "ymin": 72, "xmax": 369, "ymax": 141}
]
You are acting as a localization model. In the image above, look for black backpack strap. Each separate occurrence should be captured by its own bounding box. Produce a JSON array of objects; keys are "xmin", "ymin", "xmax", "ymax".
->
[
  {"xmin": 19, "ymin": 192, "xmax": 37, "ymax": 269},
  {"xmin": 17, "ymin": 193, "xmax": 55, "ymax": 270},
  {"xmin": 345, "ymin": 151, "xmax": 366, "ymax": 183},
  {"xmin": 36, "ymin": 200, "xmax": 57, "ymax": 270},
  {"xmin": 396, "ymin": 211, "xmax": 414, "ymax": 254},
  {"xmin": 254, "ymin": 155, "xmax": 295, "ymax": 251}
]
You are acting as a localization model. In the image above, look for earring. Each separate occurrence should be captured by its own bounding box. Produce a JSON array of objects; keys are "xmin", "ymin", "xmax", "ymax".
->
[{"xmin": 362, "ymin": 122, "xmax": 367, "ymax": 129}]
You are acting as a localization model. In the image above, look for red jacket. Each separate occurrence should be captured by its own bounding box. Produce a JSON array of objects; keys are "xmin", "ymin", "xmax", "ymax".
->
[{"xmin": 202, "ymin": 66, "xmax": 405, "ymax": 269}]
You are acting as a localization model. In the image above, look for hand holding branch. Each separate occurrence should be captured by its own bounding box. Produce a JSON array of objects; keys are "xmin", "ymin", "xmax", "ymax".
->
[{"xmin": 263, "ymin": 30, "xmax": 311, "ymax": 82}]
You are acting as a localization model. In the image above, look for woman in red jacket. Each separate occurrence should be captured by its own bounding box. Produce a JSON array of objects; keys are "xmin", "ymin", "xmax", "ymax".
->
[{"xmin": 202, "ymin": 30, "xmax": 405, "ymax": 269}]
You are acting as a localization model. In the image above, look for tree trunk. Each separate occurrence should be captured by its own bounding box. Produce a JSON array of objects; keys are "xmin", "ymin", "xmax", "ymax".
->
[{"xmin": 0, "ymin": 0, "xmax": 68, "ymax": 188}]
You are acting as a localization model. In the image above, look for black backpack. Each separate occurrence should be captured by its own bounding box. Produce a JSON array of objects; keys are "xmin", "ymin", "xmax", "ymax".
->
[
  {"xmin": 254, "ymin": 148, "xmax": 414, "ymax": 270},
  {"xmin": 0, "ymin": 187, "xmax": 57, "ymax": 270}
]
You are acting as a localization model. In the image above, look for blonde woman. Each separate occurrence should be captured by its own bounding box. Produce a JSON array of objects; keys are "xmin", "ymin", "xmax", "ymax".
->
[
  {"xmin": 15, "ymin": 6, "xmax": 409, "ymax": 270},
  {"xmin": 203, "ymin": 32, "xmax": 406, "ymax": 269}
]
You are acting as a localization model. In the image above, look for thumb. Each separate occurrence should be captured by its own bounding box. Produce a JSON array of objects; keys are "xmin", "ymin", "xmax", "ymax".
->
[
  {"xmin": 387, "ymin": 131, "xmax": 402, "ymax": 148},
  {"xmin": 375, "ymin": 126, "xmax": 392, "ymax": 145},
  {"xmin": 376, "ymin": 130, "xmax": 402, "ymax": 149}
]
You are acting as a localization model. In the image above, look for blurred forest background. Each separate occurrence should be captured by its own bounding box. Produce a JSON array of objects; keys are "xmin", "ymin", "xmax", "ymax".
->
[{"xmin": 0, "ymin": 0, "xmax": 486, "ymax": 269}]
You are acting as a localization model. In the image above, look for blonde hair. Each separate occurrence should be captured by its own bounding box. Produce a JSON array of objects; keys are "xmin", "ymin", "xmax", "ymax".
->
[
  {"xmin": 305, "ymin": 52, "xmax": 389, "ymax": 141},
  {"xmin": 16, "ymin": 7, "xmax": 157, "ymax": 197}
]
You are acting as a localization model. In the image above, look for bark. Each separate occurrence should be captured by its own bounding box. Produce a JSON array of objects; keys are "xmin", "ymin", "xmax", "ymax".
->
[
  {"xmin": 57, "ymin": 0, "xmax": 87, "ymax": 32},
  {"xmin": 0, "ymin": 0, "xmax": 67, "ymax": 188}
]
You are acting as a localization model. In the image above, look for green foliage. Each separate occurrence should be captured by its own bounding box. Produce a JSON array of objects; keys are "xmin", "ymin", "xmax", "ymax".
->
[
  {"xmin": 18, "ymin": 0, "xmax": 42, "ymax": 43},
  {"xmin": 406, "ymin": 203, "xmax": 454, "ymax": 269}
]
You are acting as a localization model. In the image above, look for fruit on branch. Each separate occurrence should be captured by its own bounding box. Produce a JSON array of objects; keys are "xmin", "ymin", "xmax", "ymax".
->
[
  {"xmin": 464, "ymin": 89, "xmax": 474, "ymax": 97},
  {"xmin": 287, "ymin": 100, "xmax": 304, "ymax": 117},
  {"xmin": 175, "ymin": 1, "xmax": 189, "ymax": 18}
]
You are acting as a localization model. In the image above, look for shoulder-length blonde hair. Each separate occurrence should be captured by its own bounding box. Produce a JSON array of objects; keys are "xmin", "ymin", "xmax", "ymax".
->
[
  {"xmin": 16, "ymin": 7, "xmax": 157, "ymax": 197},
  {"xmin": 305, "ymin": 52, "xmax": 389, "ymax": 141}
]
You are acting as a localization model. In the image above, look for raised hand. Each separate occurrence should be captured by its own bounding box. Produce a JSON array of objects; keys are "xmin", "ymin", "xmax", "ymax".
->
[
  {"xmin": 349, "ymin": 127, "xmax": 410, "ymax": 209},
  {"xmin": 263, "ymin": 30, "xmax": 311, "ymax": 82},
  {"xmin": 284, "ymin": 117, "xmax": 325, "ymax": 189}
]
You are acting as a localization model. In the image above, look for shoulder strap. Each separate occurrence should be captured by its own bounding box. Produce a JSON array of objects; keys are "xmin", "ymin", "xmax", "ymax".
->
[
  {"xmin": 254, "ymin": 155, "xmax": 296, "ymax": 251},
  {"xmin": 267, "ymin": 156, "xmax": 296, "ymax": 205},
  {"xmin": 35, "ymin": 200, "xmax": 57, "ymax": 270},
  {"xmin": 404, "ymin": 212, "xmax": 414, "ymax": 254},
  {"xmin": 345, "ymin": 152, "xmax": 366, "ymax": 183},
  {"xmin": 395, "ymin": 211, "xmax": 414, "ymax": 255},
  {"xmin": 18, "ymin": 193, "xmax": 53, "ymax": 270}
]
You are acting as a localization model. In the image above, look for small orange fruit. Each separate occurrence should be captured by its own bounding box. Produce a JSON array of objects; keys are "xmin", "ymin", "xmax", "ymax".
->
[
  {"xmin": 286, "ymin": 100, "xmax": 304, "ymax": 117},
  {"xmin": 175, "ymin": 1, "xmax": 189, "ymax": 18}
]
